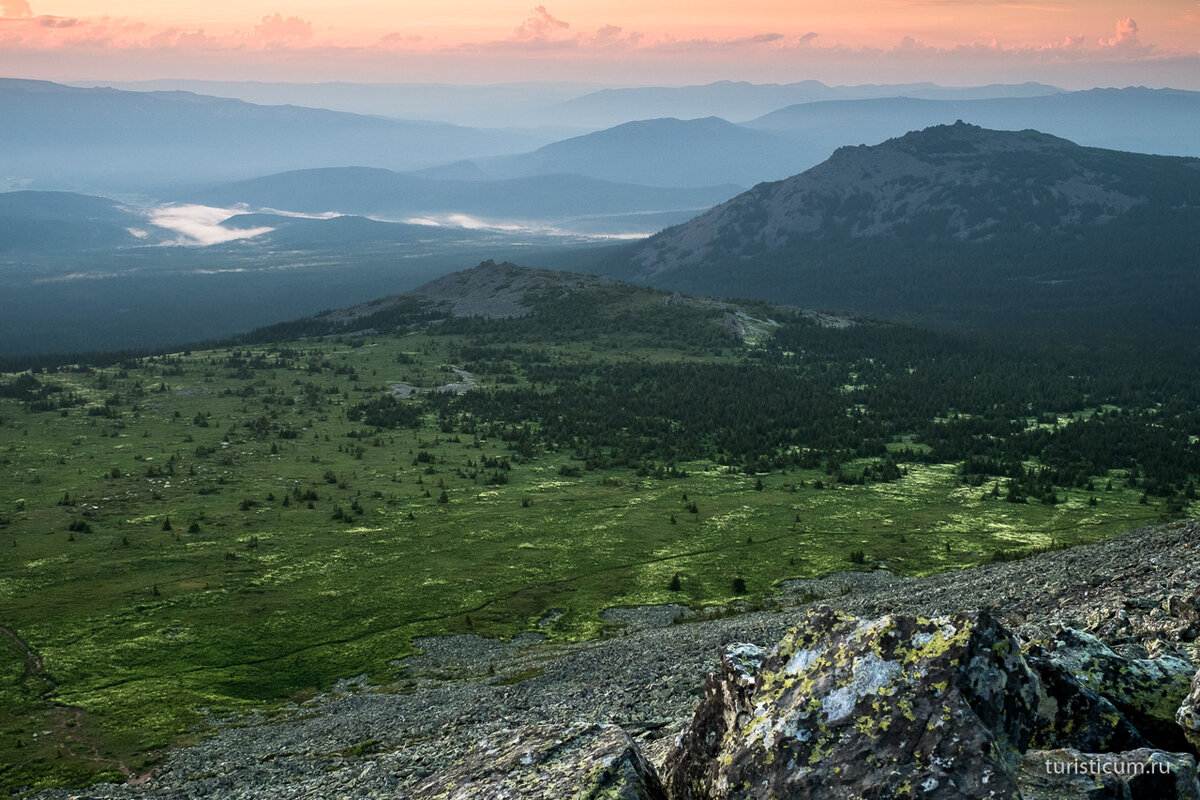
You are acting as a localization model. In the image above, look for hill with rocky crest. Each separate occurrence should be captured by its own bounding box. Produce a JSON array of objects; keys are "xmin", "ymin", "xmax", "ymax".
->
[
  {"xmin": 231, "ymin": 260, "xmax": 816, "ymax": 346},
  {"xmin": 618, "ymin": 122, "xmax": 1200, "ymax": 338}
]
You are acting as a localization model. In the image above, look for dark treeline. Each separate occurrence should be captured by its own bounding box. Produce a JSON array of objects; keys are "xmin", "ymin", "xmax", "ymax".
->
[
  {"xmin": 5, "ymin": 265, "xmax": 1199, "ymax": 510},
  {"xmin": 629, "ymin": 216, "xmax": 1200, "ymax": 345},
  {"xmin": 420, "ymin": 312, "xmax": 1200, "ymax": 505}
]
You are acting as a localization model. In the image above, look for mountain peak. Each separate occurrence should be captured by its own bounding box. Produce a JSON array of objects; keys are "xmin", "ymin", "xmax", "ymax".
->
[
  {"xmin": 823, "ymin": 121, "xmax": 1074, "ymax": 167},
  {"xmin": 617, "ymin": 123, "xmax": 1200, "ymax": 338},
  {"xmin": 405, "ymin": 260, "xmax": 614, "ymax": 318},
  {"xmin": 631, "ymin": 123, "xmax": 1199, "ymax": 277}
]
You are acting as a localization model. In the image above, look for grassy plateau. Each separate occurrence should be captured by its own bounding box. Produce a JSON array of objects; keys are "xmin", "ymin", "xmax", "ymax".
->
[{"xmin": 0, "ymin": 274, "xmax": 1190, "ymax": 793}]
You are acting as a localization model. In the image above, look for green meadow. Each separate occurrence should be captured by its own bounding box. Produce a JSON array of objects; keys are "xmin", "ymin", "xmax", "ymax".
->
[{"xmin": 0, "ymin": 288, "xmax": 1188, "ymax": 793}]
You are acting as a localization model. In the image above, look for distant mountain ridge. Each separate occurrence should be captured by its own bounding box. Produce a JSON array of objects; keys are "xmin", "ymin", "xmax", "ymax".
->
[
  {"xmin": 434, "ymin": 117, "xmax": 798, "ymax": 188},
  {"xmin": 747, "ymin": 87, "xmax": 1200, "ymax": 159},
  {"xmin": 0, "ymin": 79, "xmax": 540, "ymax": 193},
  {"xmin": 550, "ymin": 79, "xmax": 1062, "ymax": 127},
  {"xmin": 419, "ymin": 87, "xmax": 1200, "ymax": 193},
  {"xmin": 0, "ymin": 191, "xmax": 155, "ymax": 251},
  {"xmin": 617, "ymin": 122, "xmax": 1200, "ymax": 339},
  {"xmin": 83, "ymin": 78, "xmax": 1061, "ymax": 129}
]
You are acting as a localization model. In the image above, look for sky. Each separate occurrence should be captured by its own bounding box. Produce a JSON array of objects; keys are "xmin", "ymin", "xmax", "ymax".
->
[{"xmin": 1, "ymin": 1, "xmax": 1199, "ymax": 88}]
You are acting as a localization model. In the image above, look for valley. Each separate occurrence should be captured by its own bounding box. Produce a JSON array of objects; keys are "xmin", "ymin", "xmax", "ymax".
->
[{"xmin": 1, "ymin": 263, "xmax": 1194, "ymax": 793}]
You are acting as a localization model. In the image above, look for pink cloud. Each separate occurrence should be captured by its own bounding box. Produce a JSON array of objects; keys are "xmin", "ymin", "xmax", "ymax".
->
[
  {"xmin": 1099, "ymin": 17, "xmax": 1138, "ymax": 48},
  {"xmin": 145, "ymin": 26, "xmax": 216, "ymax": 49},
  {"xmin": 377, "ymin": 31, "xmax": 424, "ymax": 50},
  {"xmin": 1048, "ymin": 34, "xmax": 1086, "ymax": 50},
  {"xmin": 591, "ymin": 24, "xmax": 623, "ymax": 43},
  {"xmin": 0, "ymin": 0, "xmax": 31, "ymax": 18},
  {"xmin": 512, "ymin": 6, "xmax": 570, "ymax": 41},
  {"xmin": 248, "ymin": 13, "xmax": 313, "ymax": 47},
  {"xmin": 580, "ymin": 24, "xmax": 644, "ymax": 48}
]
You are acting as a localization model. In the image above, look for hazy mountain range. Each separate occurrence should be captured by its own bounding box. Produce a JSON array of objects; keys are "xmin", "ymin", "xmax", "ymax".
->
[
  {"xmin": 431, "ymin": 86, "xmax": 1200, "ymax": 189},
  {"xmin": 0, "ymin": 79, "xmax": 549, "ymax": 194},
  {"xmin": 85, "ymin": 78, "xmax": 1062, "ymax": 129},
  {"xmin": 547, "ymin": 79, "xmax": 1063, "ymax": 128},
  {"xmin": 747, "ymin": 87, "xmax": 1200, "ymax": 158},
  {"xmin": 6, "ymin": 80, "xmax": 1200, "ymax": 199},
  {"xmin": 420, "ymin": 117, "xmax": 801, "ymax": 188},
  {"xmin": 5, "ymin": 77, "xmax": 1200, "ymax": 352}
]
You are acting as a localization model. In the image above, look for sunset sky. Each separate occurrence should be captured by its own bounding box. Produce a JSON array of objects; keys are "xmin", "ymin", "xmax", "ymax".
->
[{"xmin": 2, "ymin": 1, "xmax": 1198, "ymax": 87}]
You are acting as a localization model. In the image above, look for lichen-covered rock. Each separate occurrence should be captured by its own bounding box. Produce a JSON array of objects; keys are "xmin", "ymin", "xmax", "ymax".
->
[
  {"xmin": 665, "ymin": 607, "xmax": 1046, "ymax": 799},
  {"xmin": 410, "ymin": 723, "xmax": 666, "ymax": 799},
  {"xmin": 1015, "ymin": 748, "xmax": 1200, "ymax": 799},
  {"xmin": 660, "ymin": 643, "xmax": 771, "ymax": 799},
  {"xmin": 1180, "ymin": 669, "xmax": 1200, "ymax": 752},
  {"xmin": 1043, "ymin": 628, "xmax": 1196, "ymax": 751},
  {"xmin": 1025, "ymin": 647, "xmax": 1149, "ymax": 753},
  {"xmin": 1164, "ymin": 591, "xmax": 1200, "ymax": 625}
]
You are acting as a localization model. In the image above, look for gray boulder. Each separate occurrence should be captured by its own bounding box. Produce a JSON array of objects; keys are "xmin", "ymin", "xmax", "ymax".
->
[
  {"xmin": 662, "ymin": 607, "xmax": 1164, "ymax": 799},
  {"xmin": 1042, "ymin": 628, "xmax": 1196, "ymax": 751},
  {"xmin": 665, "ymin": 607, "xmax": 1042, "ymax": 799},
  {"xmin": 1025, "ymin": 646, "xmax": 1148, "ymax": 753}
]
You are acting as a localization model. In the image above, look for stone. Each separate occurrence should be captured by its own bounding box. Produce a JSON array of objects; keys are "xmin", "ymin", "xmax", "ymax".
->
[
  {"xmin": 409, "ymin": 722, "xmax": 666, "ymax": 800},
  {"xmin": 1025, "ymin": 646, "xmax": 1148, "ymax": 753},
  {"xmin": 1179, "ymin": 669, "xmax": 1200, "ymax": 753},
  {"xmin": 1016, "ymin": 748, "xmax": 1200, "ymax": 799},
  {"xmin": 1043, "ymin": 627, "xmax": 1196, "ymax": 751},
  {"xmin": 664, "ymin": 607, "xmax": 1044, "ymax": 799}
]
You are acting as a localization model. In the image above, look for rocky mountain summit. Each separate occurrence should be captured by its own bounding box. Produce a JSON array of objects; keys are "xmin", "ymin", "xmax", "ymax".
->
[
  {"xmin": 37, "ymin": 519, "xmax": 1200, "ymax": 799},
  {"xmin": 613, "ymin": 122, "xmax": 1200, "ymax": 339},
  {"xmin": 631, "ymin": 121, "xmax": 1196, "ymax": 276}
]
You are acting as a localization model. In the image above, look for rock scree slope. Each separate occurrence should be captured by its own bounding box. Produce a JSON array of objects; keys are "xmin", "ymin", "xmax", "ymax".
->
[{"xmin": 30, "ymin": 518, "xmax": 1200, "ymax": 800}]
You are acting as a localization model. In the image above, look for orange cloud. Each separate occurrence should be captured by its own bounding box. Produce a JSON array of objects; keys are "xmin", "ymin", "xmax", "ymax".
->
[
  {"xmin": 249, "ymin": 13, "xmax": 313, "ymax": 47},
  {"xmin": 1, "ymin": 0, "xmax": 31, "ymax": 18},
  {"xmin": 3, "ymin": 1, "xmax": 1198, "ymax": 90},
  {"xmin": 1099, "ymin": 17, "xmax": 1139, "ymax": 48},
  {"xmin": 512, "ymin": 6, "xmax": 570, "ymax": 42}
]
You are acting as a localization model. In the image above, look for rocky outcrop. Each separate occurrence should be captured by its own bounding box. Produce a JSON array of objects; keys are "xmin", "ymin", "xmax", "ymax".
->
[
  {"xmin": 663, "ymin": 606, "xmax": 1196, "ymax": 799},
  {"xmin": 410, "ymin": 723, "xmax": 666, "ymax": 800},
  {"xmin": 1024, "ymin": 648, "xmax": 1148, "ymax": 753},
  {"xmin": 666, "ymin": 608, "xmax": 1039, "ymax": 798}
]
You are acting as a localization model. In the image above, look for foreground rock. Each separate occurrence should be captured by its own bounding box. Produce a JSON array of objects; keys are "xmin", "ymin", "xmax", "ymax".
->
[
  {"xmin": 1037, "ymin": 627, "xmax": 1196, "ymax": 751},
  {"xmin": 667, "ymin": 609, "xmax": 1030, "ymax": 798},
  {"xmin": 664, "ymin": 607, "xmax": 1194, "ymax": 799},
  {"xmin": 410, "ymin": 723, "xmax": 665, "ymax": 800}
]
